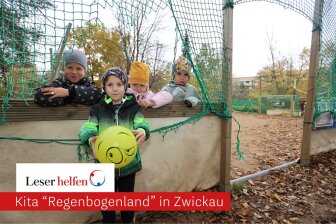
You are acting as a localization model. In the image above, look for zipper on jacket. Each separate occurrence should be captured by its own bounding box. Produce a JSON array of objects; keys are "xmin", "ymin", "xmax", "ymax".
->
[
  {"xmin": 116, "ymin": 99, "xmax": 126, "ymax": 126},
  {"xmin": 113, "ymin": 98, "xmax": 126, "ymax": 177},
  {"xmin": 114, "ymin": 113, "xmax": 118, "ymax": 126}
]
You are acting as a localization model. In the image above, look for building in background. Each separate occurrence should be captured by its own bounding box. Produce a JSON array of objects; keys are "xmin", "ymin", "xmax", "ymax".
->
[{"xmin": 233, "ymin": 76, "xmax": 258, "ymax": 99}]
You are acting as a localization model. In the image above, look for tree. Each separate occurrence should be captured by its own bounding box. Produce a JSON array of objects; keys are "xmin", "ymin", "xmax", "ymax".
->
[
  {"xmin": 0, "ymin": 63, "xmax": 43, "ymax": 98},
  {"xmin": 115, "ymin": 3, "xmax": 171, "ymax": 89},
  {"xmin": 194, "ymin": 43, "xmax": 221, "ymax": 77},
  {"xmin": 115, "ymin": 3, "xmax": 166, "ymax": 72},
  {"xmin": 255, "ymin": 47, "xmax": 309, "ymax": 97},
  {"xmin": 149, "ymin": 61, "xmax": 171, "ymax": 92},
  {"xmin": 147, "ymin": 42, "xmax": 171, "ymax": 91},
  {"xmin": 189, "ymin": 43, "xmax": 221, "ymax": 98},
  {"xmin": 0, "ymin": 0, "xmax": 54, "ymax": 90},
  {"xmin": 194, "ymin": 43, "xmax": 220, "ymax": 95},
  {"xmin": 294, "ymin": 47, "xmax": 310, "ymax": 98},
  {"xmin": 253, "ymin": 31, "xmax": 309, "ymax": 97},
  {"xmin": 69, "ymin": 21, "xmax": 125, "ymax": 85},
  {"xmin": 182, "ymin": 32, "xmax": 191, "ymax": 57}
]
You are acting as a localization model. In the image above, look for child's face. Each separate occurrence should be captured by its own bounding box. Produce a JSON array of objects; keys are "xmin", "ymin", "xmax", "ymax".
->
[
  {"xmin": 174, "ymin": 70, "xmax": 189, "ymax": 85},
  {"xmin": 130, "ymin": 83, "xmax": 147, "ymax": 93},
  {"xmin": 64, "ymin": 62, "xmax": 85, "ymax": 84},
  {"xmin": 104, "ymin": 75, "xmax": 125, "ymax": 104}
]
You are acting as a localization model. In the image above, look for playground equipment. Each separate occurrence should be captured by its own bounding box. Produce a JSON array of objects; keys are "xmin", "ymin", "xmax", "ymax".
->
[{"xmin": 0, "ymin": 0, "xmax": 335, "ymax": 222}]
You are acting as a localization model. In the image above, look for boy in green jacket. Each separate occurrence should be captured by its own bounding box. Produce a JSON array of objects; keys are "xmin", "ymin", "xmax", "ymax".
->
[{"xmin": 79, "ymin": 67, "xmax": 150, "ymax": 224}]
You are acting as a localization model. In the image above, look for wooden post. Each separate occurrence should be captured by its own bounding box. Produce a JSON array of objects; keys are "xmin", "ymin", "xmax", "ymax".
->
[
  {"xmin": 219, "ymin": 0, "xmax": 233, "ymax": 192},
  {"xmin": 48, "ymin": 23, "xmax": 72, "ymax": 84},
  {"xmin": 300, "ymin": 0, "xmax": 323, "ymax": 164},
  {"xmin": 291, "ymin": 95, "xmax": 294, "ymax": 116},
  {"xmin": 258, "ymin": 76, "xmax": 262, "ymax": 114},
  {"xmin": 292, "ymin": 79, "xmax": 297, "ymax": 116}
]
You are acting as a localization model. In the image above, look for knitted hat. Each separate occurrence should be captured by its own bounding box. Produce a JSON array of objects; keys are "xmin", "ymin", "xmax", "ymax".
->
[
  {"xmin": 128, "ymin": 61, "xmax": 150, "ymax": 86},
  {"xmin": 102, "ymin": 67, "xmax": 128, "ymax": 90},
  {"xmin": 63, "ymin": 49, "xmax": 87, "ymax": 71},
  {"xmin": 174, "ymin": 56, "xmax": 192, "ymax": 75}
]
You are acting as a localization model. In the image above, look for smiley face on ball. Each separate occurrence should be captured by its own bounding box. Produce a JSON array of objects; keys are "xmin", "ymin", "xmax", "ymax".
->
[
  {"xmin": 94, "ymin": 126, "xmax": 137, "ymax": 168},
  {"xmin": 104, "ymin": 141, "xmax": 136, "ymax": 164}
]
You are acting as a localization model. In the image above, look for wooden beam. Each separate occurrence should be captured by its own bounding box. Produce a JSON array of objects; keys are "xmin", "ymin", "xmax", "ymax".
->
[
  {"xmin": 219, "ymin": 1, "xmax": 233, "ymax": 192},
  {"xmin": 0, "ymin": 100, "xmax": 204, "ymax": 122},
  {"xmin": 301, "ymin": 0, "xmax": 323, "ymax": 164}
]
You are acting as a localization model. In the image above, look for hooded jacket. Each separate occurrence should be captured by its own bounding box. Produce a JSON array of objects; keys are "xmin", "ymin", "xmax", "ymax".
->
[{"xmin": 78, "ymin": 93, "xmax": 150, "ymax": 177}]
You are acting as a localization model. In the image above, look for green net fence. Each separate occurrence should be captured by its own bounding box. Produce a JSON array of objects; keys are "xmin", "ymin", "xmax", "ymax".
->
[
  {"xmin": 260, "ymin": 95, "xmax": 300, "ymax": 115},
  {"xmin": 232, "ymin": 95, "xmax": 300, "ymax": 115},
  {"xmin": 314, "ymin": 0, "xmax": 336, "ymax": 122},
  {"xmin": 0, "ymin": 0, "xmax": 335, "ymax": 128},
  {"xmin": 232, "ymin": 100, "xmax": 258, "ymax": 113}
]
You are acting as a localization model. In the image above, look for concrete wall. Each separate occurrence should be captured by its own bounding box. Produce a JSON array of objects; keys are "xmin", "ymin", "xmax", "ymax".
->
[
  {"xmin": 0, "ymin": 116, "xmax": 221, "ymax": 223},
  {"xmin": 311, "ymin": 128, "xmax": 336, "ymax": 155}
]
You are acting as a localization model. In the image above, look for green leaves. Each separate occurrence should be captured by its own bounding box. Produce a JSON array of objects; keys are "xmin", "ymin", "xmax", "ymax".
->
[{"xmin": 69, "ymin": 21, "xmax": 125, "ymax": 83}]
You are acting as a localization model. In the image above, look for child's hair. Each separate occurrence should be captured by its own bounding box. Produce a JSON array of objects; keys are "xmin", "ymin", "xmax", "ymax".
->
[
  {"xmin": 174, "ymin": 56, "xmax": 192, "ymax": 75},
  {"xmin": 63, "ymin": 49, "xmax": 87, "ymax": 71},
  {"xmin": 101, "ymin": 67, "xmax": 128, "ymax": 90},
  {"xmin": 129, "ymin": 61, "xmax": 150, "ymax": 86}
]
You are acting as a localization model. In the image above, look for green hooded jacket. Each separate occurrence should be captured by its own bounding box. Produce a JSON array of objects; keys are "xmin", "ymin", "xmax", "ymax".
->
[{"xmin": 79, "ymin": 93, "xmax": 150, "ymax": 177}]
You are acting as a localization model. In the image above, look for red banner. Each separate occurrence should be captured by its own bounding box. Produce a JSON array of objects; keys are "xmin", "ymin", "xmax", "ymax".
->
[{"xmin": 0, "ymin": 192, "xmax": 230, "ymax": 211}]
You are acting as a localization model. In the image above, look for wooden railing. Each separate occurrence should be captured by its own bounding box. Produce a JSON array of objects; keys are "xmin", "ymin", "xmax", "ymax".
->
[{"xmin": 0, "ymin": 99, "xmax": 204, "ymax": 122}]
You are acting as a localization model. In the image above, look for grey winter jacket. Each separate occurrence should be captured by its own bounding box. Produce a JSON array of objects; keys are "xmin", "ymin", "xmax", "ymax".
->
[{"xmin": 161, "ymin": 81, "xmax": 201, "ymax": 107}]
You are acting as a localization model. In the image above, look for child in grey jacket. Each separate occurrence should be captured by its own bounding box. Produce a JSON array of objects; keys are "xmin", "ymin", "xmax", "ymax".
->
[{"xmin": 161, "ymin": 56, "xmax": 201, "ymax": 107}]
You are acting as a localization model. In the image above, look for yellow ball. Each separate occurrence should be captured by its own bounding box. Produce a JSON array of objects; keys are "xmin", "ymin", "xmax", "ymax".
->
[{"xmin": 94, "ymin": 126, "xmax": 137, "ymax": 168}]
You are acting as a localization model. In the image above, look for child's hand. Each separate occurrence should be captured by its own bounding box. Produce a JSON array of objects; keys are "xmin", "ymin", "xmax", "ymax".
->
[
  {"xmin": 185, "ymin": 100, "xmax": 192, "ymax": 108},
  {"xmin": 42, "ymin": 87, "xmax": 69, "ymax": 99},
  {"xmin": 138, "ymin": 99, "xmax": 155, "ymax": 109},
  {"xmin": 132, "ymin": 130, "xmax": 146, "ymax": 146}
]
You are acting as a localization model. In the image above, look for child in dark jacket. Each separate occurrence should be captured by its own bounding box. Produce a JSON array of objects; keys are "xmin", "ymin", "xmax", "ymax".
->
[
  {"xmin": 34, "ymin": 49, "xmax": 101, "ymax": 106},
  {"xmin": 78, "ymin": 67, "xmax": 150, "ymax": 224}
]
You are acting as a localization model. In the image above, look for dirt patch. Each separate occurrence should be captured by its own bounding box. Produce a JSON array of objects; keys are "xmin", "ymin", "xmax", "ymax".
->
[
  {"xmin": 135, "ymin": 112, "xmax": 336, "ymax": 223},
  {"xmin": 231, "ymin": 112, "xmax": 303, "ymax": 178},
  {"xmin": 136, "ymin": 150, "xmax": 336, "ymax": 224}
]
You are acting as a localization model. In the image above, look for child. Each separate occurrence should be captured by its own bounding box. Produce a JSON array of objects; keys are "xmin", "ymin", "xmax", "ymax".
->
[
  {"xmin": 126, "ymin": 61, "xmax": 173, "ymax": 109},
  {"xmin": 161, "ymin": 56, "xmax": 201, "ymax": 107},
  {"xmin": 78, "ymin": 67, "xmax": 150, "ymax": 224},
  {"xmin": 34, "ymin": 49, "xmax": 102, "ymax": 106}
]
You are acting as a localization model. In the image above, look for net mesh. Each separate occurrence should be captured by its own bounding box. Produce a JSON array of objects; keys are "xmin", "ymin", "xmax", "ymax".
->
[
  {"xmin": 0, "ymin": 0, "xmax": 335, "ymax": 128},
  {"xmin": 261, "ymin": 95, "xmax": 300, "ymax": 115},
  {"xmin": 232, "ymin": 96, "xmax": 300, "ymax": 115}
]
